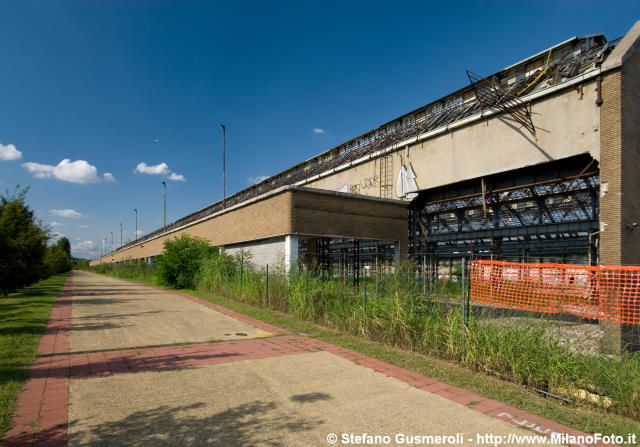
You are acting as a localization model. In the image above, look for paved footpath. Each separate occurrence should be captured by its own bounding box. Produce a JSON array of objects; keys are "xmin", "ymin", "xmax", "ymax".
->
[{"xmin": 2, "ymin": 271, "xmax": 604, "ymax": 446}]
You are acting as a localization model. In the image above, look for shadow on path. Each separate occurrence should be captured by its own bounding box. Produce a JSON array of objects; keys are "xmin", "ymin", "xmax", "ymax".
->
[{"xmin": 68, "ymin": 400, "xmax": 321, "ymax": 446}]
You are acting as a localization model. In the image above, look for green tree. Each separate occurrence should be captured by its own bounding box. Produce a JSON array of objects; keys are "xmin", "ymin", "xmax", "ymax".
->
[
  {"xmin": 73, "ymin": 258, "xmax": 90, "ymax": 270},
  {"xmin": 56, "ymin": 237, "xmax": 71, "ymax": 258},
  {"xmin": 43, "ymin": 245, "xmax": 73, "ymax": 275},
  {"xmin": 0, "ymin": 187, "xmax": 49, "ymax": 296},
  {"xmin": 155, "ymin": 234, "xmax": 217, "ymax": 288}
]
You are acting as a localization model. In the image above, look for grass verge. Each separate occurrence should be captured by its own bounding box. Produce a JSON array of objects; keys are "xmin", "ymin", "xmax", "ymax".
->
[{"xmin": 0, "ymin": 273, "xmax": 70, "ymax": 438}]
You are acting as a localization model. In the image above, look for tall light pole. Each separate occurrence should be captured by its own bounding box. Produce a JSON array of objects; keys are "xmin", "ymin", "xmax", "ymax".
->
[
  {"xmin": 111, "ymin": 232, "xmax": 114, "ymax": 253},
  {"xmin": 120, "ymin": 223, "xmax": 123, "ymax": 247},
  {"xmin": 162, "ymin": 181, "xmax": 167, "ymax": 231},
  {"xmin": 220, "ymin": 123, "xmax": 226, "ymax": 208},
  {"xmin": 134, "ymin": 208, "xmax": 138, "ymax": 240}
]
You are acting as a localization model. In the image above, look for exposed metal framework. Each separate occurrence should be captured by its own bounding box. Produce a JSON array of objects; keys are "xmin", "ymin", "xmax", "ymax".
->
[
  {"xmin": 117, "ymin": 38, "xmax": 617, "ymax": 253},
  {"xmin": 298, "ymin": 237, "xmax": 397, "ymax": 283},
  {"xmin": 466, "ymin": 69, "xmax": 538, "ymax": 141},
  {"xmin": 466, "ymin": 38, "xmax": 616, "ymax": 143},
  {"xmin": 409, "ymin": 157, "xmax": 600, "ymax": 265}
]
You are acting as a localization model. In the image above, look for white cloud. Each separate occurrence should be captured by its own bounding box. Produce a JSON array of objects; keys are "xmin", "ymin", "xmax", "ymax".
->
[
  {"xmin": 313, "ymin": 128, "xmax": 325, "ymax": 134},
  {"xmin": 72, "ymin": 240, "xmax": 95, "ymax": 253},
  {"xmin": 135, "ymin": 162, "xmax": 170, "ymax": 175},
  {"xmin": 49, "ymin": 221, "xmax": 64, "ymax": 227},
  {"xmin": 78, "ymin": 224, "xmax": 89, "ymax": 229},
  {"xmin": 22, "ymin": 159, "xmax": 99, "ymax": 183},
  {"xmin": 0, "ymin": 143, "xmax": 22, "ymax": 161},
  {"xmin": 103, "ymin": 172, "xmax": 116, "ymax": 183},
  {"xmin": 135, "ymin": 161, "xmax": 186, "ymax": 182},
  {"xmin": 50, "ymin": 209, "xmax": 83, "ymax": 219},
  {"xmin": 248, "ymin": 175, "xmax": 269, "ymax": 185},
  {"xmin": 168, "ymin": 172, "xmax": 185, "ymax": 181}
]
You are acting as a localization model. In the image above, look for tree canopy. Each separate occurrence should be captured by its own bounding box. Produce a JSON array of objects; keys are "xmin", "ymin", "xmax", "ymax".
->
[
  {"xmin": 56, "ymin": 237, "xmax": 71, "ymax": 258},
  {"xmin": 0, "ymin": 187, "xmax": 49, "ymax": 296}
]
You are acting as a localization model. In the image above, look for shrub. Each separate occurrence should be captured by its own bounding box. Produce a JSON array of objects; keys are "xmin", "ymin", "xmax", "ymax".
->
[
  {"xmin": 43, "ymin": 245, "xmax": 72, "ymax": 275},
  {"xmin": 155, "ymin": 234, "xmax": 217, "ymax": 288}
]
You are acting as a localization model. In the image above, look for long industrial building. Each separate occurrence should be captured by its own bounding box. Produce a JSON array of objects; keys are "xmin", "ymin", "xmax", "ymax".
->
[{"xmin": 92, "ymin": 21, "xmax": 640, "ymax": 351}]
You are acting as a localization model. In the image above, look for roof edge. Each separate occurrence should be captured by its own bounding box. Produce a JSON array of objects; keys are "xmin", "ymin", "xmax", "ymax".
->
[{"xmin": 602, "ymin": 20, "xmax": 640, "ymax": 71}]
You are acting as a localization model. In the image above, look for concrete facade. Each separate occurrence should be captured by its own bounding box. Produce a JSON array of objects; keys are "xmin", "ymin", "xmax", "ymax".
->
[
  {"xmin": 306, "ymin": 83, "xmax": 601, "ymax": 198},
  {"xmin": 90, "ymin": 22, "xmax": 640, "ymax": 351},
  {"xmin": 224, "ymin": 237, "xmax": 288, "ymax": 271}
]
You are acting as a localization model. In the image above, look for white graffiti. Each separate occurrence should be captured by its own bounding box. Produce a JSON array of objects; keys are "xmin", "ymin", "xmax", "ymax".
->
[{"xmin": 496, "ymin": 412, "xmax": 588, "ymax": 447}]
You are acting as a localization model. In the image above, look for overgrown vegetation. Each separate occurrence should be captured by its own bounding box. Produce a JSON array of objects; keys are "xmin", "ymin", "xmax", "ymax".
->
[
  {"xmin": 93, "ymin": 235, "xmax": 640, "ymax": 422},
  {"xmin": 92, "ymin": 259, "xmax": 156, "ymax": 283},
  {"xmin": 155, "ymin": 234, "xmax": 217, "ymax": 288},
  {"xmin": 0, "ymin": 274, "xmax": 70, "ymax": 438}
]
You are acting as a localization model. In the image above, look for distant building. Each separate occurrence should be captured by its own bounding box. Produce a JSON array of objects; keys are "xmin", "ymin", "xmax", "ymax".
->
[{"xmin": 92, "ymin": 21, "xmax": 640, "ymax": 352}]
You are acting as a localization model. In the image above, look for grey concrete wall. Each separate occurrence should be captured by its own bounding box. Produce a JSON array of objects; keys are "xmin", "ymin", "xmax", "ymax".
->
[
  {"xmin": 306, "ymin": 82, "xmax": 600, "ymax": 198},
  {"xmin": 224, "ymin": 237, "xmax": 287, "ymax": 271}
]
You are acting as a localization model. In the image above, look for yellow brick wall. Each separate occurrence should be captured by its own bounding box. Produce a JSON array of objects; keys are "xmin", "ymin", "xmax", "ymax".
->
[
  {"xmin": 620, "ymin": 49, "xmax": 640, "ymax": 266},
  {"xmin": 599, "ymin": 70, "xmax": 622, "ymax": 266},
  {"xmin": 91, "ymin": 189, "xmax": 409, "ymax": 264}
]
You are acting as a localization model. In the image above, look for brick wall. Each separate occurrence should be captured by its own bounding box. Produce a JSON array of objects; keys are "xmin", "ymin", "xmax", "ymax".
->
[
  {"xmin": 599, "ymin": 70, "xmax": 622, "ymax": 266},
  {"xmin": 620, "ymin": 48, "xmax": 640, "ymax": 266},
  {"xmin": 291, "ymin": 190, "xmax": 408, "ymax": 256},
  {"xmin": 91, "ymin": 188, "xmax": 409, "ymax": 264},
  {"xmin": 599, "ymin": 38, "xmax": 640, "ymax": 352}
]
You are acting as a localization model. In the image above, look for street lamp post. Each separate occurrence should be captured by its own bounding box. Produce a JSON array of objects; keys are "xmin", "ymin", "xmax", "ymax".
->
[
  {"xmin": 162, "ymin": 181, "xmax": 166, "ymax": 231},
  {"xmin": 220, "ymin": 124, "xmax": 226, "ymax": 208},
  {"xmin": 120, "ymin": 223, "xmax": 123, "ymax": 247},
  {"xmin": 134, "ymin": 208, "xmax": 138, "ymax": 240},
  {"xmin": 111, "ymin": 232, "xmax": 113, "ymax": 253}
]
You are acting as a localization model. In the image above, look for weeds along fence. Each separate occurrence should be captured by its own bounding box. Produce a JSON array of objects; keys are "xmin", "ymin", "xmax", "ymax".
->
[
  {"xmin": 93, "ymin": 255, "xmax": 640, "ymax": 419},
  {"xmin": 195, "ymin": 255, "xmax": 639, "ymax": 419}
]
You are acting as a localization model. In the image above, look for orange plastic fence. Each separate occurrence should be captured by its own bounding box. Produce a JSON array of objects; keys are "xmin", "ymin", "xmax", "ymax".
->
[{"xmin": 469, "ymin": 260, "xmax": 640, "ymax": 326}]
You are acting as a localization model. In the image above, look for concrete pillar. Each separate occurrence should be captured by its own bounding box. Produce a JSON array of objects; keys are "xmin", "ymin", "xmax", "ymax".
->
[
  {"xmin": 599, "ymin": 26, "xmax": 640, "ymax": 352},
  {"xmin": 284, "ymin": 235, "xmax": 299, "ymax": 273}
]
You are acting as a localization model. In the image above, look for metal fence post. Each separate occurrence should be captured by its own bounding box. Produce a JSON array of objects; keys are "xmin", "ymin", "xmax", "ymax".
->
[
  {"xmin": 462, "ymin": 258, "xmax": 469, "ymax": 360},
  {"xmin": 266, "ymin": 264, "xmax": 269, "ymax": 307},
  {"xmin": 363, "ymin": 270, "xmax": 367, "ymax": 313},
  {"xmin": 306, "ymin": 268, "xmax": 309, "ymax": 309},
  {"xmin": 423, "ymin": 255, "xmax": 426, "ymax": 296}
]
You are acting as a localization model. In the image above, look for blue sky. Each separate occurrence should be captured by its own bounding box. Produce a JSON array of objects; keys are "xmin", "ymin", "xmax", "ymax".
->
[{"xmin": 1, "ymin": 1, "xmax": 638, "ymax": 259}]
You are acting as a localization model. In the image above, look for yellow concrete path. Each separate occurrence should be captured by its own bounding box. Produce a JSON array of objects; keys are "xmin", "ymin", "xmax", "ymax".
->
[
  {"xmin": 70, "ymin": 271, "xmax": 268, "ymax": 352},
  {"xmin": 66, "ymin": 273, "xmax": 558, "ymax": 446}
]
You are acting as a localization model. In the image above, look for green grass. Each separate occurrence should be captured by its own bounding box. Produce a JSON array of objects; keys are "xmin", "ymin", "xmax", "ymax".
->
[{"xmin": 0, "ymin": 273, "xmax": 70, "ymax": 438}]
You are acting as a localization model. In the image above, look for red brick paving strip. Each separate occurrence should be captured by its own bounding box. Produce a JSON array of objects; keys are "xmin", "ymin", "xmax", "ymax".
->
[
  {"xmin": 2, "ymin": 275, "xmax": 608, "ymax": 446},
  {"xmin": 3, "ymin": 275, "xmax": 73, "ymax": 447}
]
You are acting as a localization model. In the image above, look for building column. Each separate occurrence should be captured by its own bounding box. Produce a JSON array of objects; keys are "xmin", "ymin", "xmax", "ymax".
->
[
  {"xmin": 284, "ymin": 235, "xmax": 299, "ymax": 273},
  {"xmin": 599, "ymin": 43, "xmax": 640, "ymax": 352}
]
